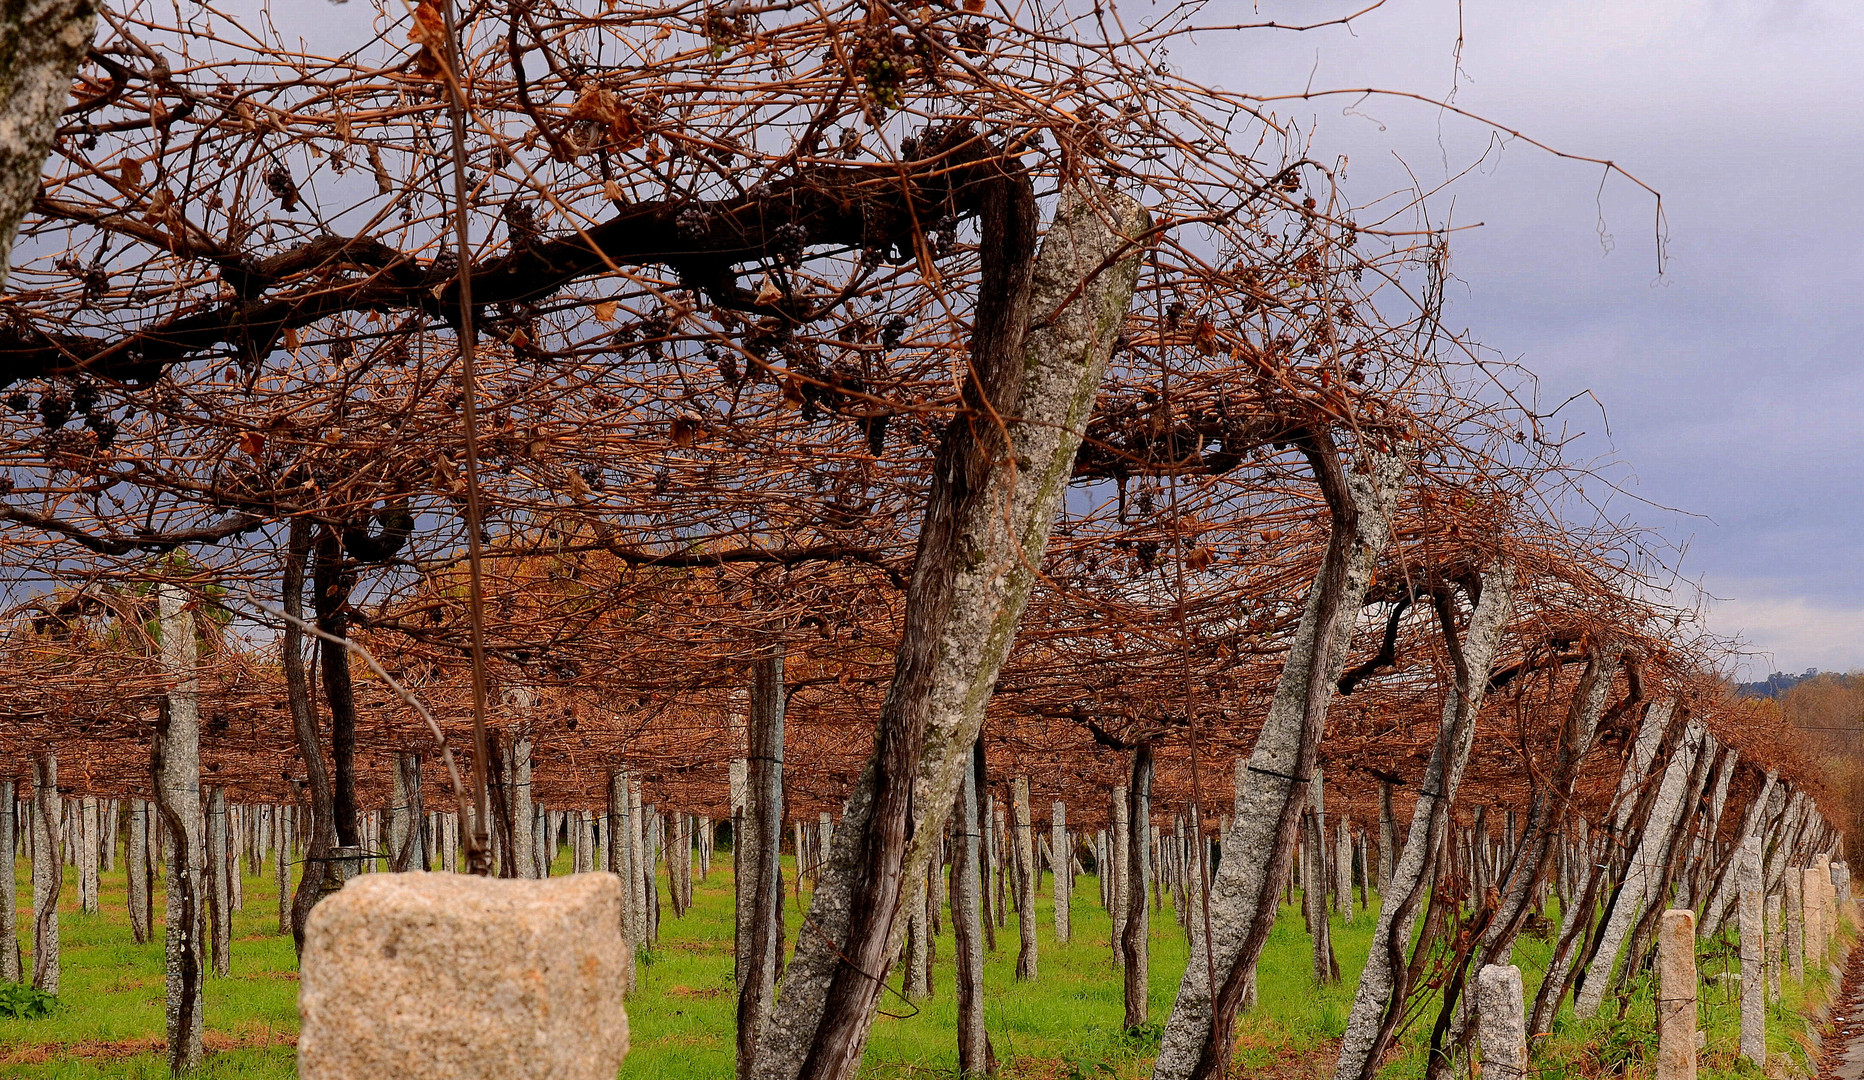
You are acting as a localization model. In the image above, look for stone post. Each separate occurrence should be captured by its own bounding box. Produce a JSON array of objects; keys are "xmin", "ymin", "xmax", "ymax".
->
[
  {"xmin": 1737, "ymin": 838, "xmax": 1764, "ymax": 1066},
  {"xmin": 1766, "ymin": 888, "xmax": 1783, "ymax": 1001},
  {"xmin": 79, "ymin": 795, "xmax": 99, "ymax": 913},
  {"xmin": 1786, "ymin": 868, "xmax": 1804, "ymax": 981},
  {"xmin": 1052, "ymin": 802, "xmax": 1070, "ymax": 944},
  {"xmin": 31, "ymin": 752, "xmax": 61, "ymax": 995},
  {"xmin": 1657, "ymin": 909, "xmax": 1696, "ymax": 1080},
  {"xmin": 1012, "ymin": 777, "xmax": 1037, "ymax": 981},
  {"xmin": 1804, "ymin": 867, "xmax": 1826, "ymax": 968},
  {"xmin": 0, "ymin": 779, "xmax": 17, "ymax": 983},
  {"xmin": 1475, "ymin": 964, "xmax": 1526, "ymax": 1080},
  {"xmin": 278, "ymin": 804, "xmax": 294, "ymax": 935},
  {"xmin": 298, "ymin": 875, "xmax": 631, "ymax": 1080}
]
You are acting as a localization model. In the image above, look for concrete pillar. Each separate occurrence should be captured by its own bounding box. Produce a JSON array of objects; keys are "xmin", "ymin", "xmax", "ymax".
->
[
  {"xmin": 1737, "ymin": 838, "xmax": 1763, "ymax": 1067},
  {"xmin": 31, "ymin": 753, "xmax": 61, "ymax": 995},
  {"xmin": 79, "ymin": 795, "xmax": 99, "ymax": 912},
  {"xmin": 1051, "ymin": 801, "xmax": 1070, "ymax": 944},
  {"xmin": 1786, "ymin": 868, "xmax": 1804, "ymax": 982},
  {"xmin": 278, "ymin": 804, "xmax": 294, "ymax": 935},
  {"xmin": 0, "ymin": 779, "xmax": 18, "ymax": 982},
  {"xmin": 1475, "ymin": 964, "xmax": 1527, "ymax": 1080},
  {"xmin": 1012, "ymin": 777, "xmax": 1037, "ymax": 981},
  {"xmin": 1333, "ymin": 816, "xmax": 1352, "ymax": 919},
  {"xmin": 1657, "ymin": 909, "xmax": 1696, "ymax": 1080},
  {"xmin": 1766, "ymin": 887, "xmax": 1783, "ymax": 1002},
  {"xmin": 1804, "ymin": 866, "xmax": 1826, "ymax": 968}
]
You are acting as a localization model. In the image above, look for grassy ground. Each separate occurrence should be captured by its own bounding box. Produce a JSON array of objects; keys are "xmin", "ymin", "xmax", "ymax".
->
[{"xmin": 2, "ymin": 846, "xmax": 1846, "ymax": 1078}]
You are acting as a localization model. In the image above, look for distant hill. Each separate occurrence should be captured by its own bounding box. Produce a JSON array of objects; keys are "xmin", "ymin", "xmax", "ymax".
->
[{"xmin": 1737, "ymin": 668, "xmax": 1823, "ymax": 699}]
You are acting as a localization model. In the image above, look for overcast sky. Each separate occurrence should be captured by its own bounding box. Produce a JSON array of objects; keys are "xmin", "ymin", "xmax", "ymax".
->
[
  {"xmin": 1163, "ymin": 0, "xmax": 1864, "ymax": 678},
  {"xmin": 252, "ymin": 0, "xmax": 1860, "ymax": 677}
]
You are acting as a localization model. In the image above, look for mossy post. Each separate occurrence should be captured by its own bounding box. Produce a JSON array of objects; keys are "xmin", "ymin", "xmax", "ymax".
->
[
  {"xmin": 30, "ymin": 752, "xmax": 60, "ymax": 994},
  {"xmin": 954, "ymin": 743, "xmax": 993, "ymax": 1076},
  {"xmin": 1124, "ymin": 746, "xmax": 1154, "ymax": 1028},
  {"xmin": 156, "ymin": 581, "xmax": 207, "ymax": 1073},
  {"xmin": 1013, "ymin": 776, "xmax": 1037, "ymax": 981},
  {"xmin": 1052, "ymin": 801, "xmax": 1070, "ymax": 944},
  {"xmin": 1, "ymin": 778, "xmax": 19, "ymax": 982}
]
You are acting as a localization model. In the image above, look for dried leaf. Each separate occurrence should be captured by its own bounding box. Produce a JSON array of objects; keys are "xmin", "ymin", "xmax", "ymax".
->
[
  {"xmin": 964, "ymin": 0, "xmax": 986, "ymax": 10},
  {"xmin": 754, "ymin": 274, "xmax": 781, "ymax": 305},
  {"xmin": 283, "ymin": 327, "xmax": 300, "ymax": 351},
  {"xmin": 119, "ymin": 157, "xmax": 144, "ymax": 188},
  {"xmin": 1192, "ymin": 317, "xmax": 1217, "ymax": 356},
  {"xmin": 669, "ymin": 414, "xmax": 702, "ymax": 446},
  {"xmin": 367, "ymin": 144, "xmax": 394, "ymax": 196},
  {"xmin": 238, "ymin": 431, "xmax": 266, "ymax": 457},
  {"xmin": 1185, "ymin": 546, "xmax": 1214, "ymax": 572},
  {"xmin": 567, "ymin": 86, "xmax": 643, "ymax": 150},
  {"xmin": 593, "ymin": 301, "xmax": 618, "ymax": 323},
  {"xmin": 408, "ymin": 0, "xmax": 447, "ymax": 79},
  {"xmin": 779, "ymin": 375, "xmax": 804, "ymax": 409}
]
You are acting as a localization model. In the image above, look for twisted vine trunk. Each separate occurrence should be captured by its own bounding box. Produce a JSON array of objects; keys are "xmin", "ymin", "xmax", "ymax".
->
[
  {"xmin": 749, "ymin": 180, "xmax": 1149, "ymax": 1080},
  {"xmin": 1124, "ymin": 745, "xmax": 1155, "ymax": 1028},
  {"xmin": 1331, "ymin": 562, "xmax": 1517, "ymax": 1080},
  {"xmin": 154, "ymin": 583, "xmax": 206, "ymax": 1074},
  {"xmin": 954, "ymin": 741, "xmax": 995, "ymax": 1077},
  {"xmin": 1, "ymin": 779, "xmax": 18, "ymax": 982},
  {"xmin": 737, "ymin": 645, "xmax": 787, "ymax": 1079},
  {"xmin": 30, "ymin": 753, "xmax": 60, "ymax": 994},
  {"xmin": 1413, "ymin": 643, "xmax": 1626, "ymax": 1078},
  {"xmin": 1152, "ymin": 442, "xmax": 1407, "ymax": 1080},
  {"xmin": 284, "ymin": 519, "xmax": 336, "ymax": 951}
]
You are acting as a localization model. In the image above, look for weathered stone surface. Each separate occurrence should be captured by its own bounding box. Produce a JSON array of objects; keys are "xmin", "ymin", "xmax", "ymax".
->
[
  {"xmin": 1475, "ymin": 964, "xmax": 1527, "ymax": 1080},
  {"xmin": 1737, "ymin": 838, "xmax": 1764, "ymax": 1066},
  {"xmin": 300, "ymin": 873, "xmax": 630, "ymax": 1080},
  {"xmin": 1657, "ymin": 909, "xmax": 1697, "ymax": 1080}
]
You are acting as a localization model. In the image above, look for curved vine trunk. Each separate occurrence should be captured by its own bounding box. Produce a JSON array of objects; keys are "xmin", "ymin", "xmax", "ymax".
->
[
  {"xmin": 1572, "ymin": 716, "xmax": 1708, "ymax": 1018},
  {"xmin": 1152, "ymin": 444, "xmax": 1407, "ymax": 1080},
  {"xmin": 1, "ymin": 779, "xmax": 19, "ymax": 982},
  {"xmin": 284, "ymin": 519, "xmax": 336, "ymax": 951},
  {"xmin": 155, "ymin": 583, "xmax": 206, "ymax": 1074},
  {"xmin": 1330, "ymin": 562, "xmax": 1516, "ymax": 1080},
  {"xmin": 30, "ymin": 752, "xmax": 60, "ymax": 994},
  {"xmin": 748, "ymin": 181, "xmax": 1149, "ymax": 1080},
  {"xmin": 1414, "ymin": 643, "xmax": 1626, "ymax": 1078}
]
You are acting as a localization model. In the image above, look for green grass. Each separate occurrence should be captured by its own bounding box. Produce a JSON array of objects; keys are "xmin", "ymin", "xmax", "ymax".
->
[{"xmin": 3, "ymin": 847, "xmax": 1846, "ymax": 1079}]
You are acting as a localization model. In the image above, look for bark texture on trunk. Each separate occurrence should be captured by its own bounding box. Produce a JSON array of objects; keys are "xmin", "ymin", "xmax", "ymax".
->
[
  {"xmin": 1153, "ymin": 444, "xmax": 1407, "ymax": 1080},
  {"xmin": 1052, "ymin": 801, "xmax": 1071, "ymax": 944},
  {"xmin": 954, "ymin": 742, "xmax": 995, "ymax": 1076},
  {"xmin": 1013, "ymin": 776, "xmax": 1038, "ymax": 981},
  {"xmin": 1331, "ymin": 563, "xmax": 1515, "ymax": 1080},
  {"xmin": 1420, "ymin": 644, "xmax": 1627, "ymax": 1075},
  {"xmin": 3, "ymin": 780, "xmax": 23, "ymax": 981},
  {"xmin": 737, "ymin": 646, "xmax": 787, "ymax": 1079},
  {"xmin": 1125, "ymin": 746, "xmax": 1155, "ymax": 1029},
  {"xmin": 284, "ymin": 520, "xmax": 336, "ymax": 951},
  {"xmin": 30, "ymin": 753, "xmax": 60, "ymax": 994},
  {"xmin": 750, "ymin": 182, "xmax": 1149, "ymax": 1080},
  {"xmin": 0, "ymin": 0, "xmax": 99, "ymax": 290},
  {"xmin": 1529, "ymin": 697, "xmax": 1683, "ymax": 1035},
  {"xmin": 1572, "ymin": 716, "xmax": 1707, "ymax": 1018},
  {"xmin": 207, "ymin": 786, "xmax": 231, "ymax": 976},
  {"xmin": 274, "ymin": 803, "xmax": 292, "ymax": 934},
  {"xmin": 155, "ymin": 583, "xmax": 206, "ymax": 1073}
]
